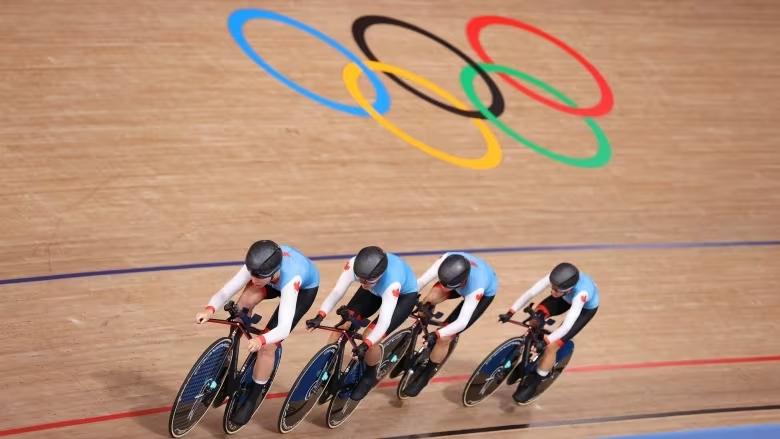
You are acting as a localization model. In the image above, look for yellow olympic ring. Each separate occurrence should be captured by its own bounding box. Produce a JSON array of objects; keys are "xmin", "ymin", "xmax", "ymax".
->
[{"xmin": 342, "ymin": 60, "xmax": 502, "ymax": 170}]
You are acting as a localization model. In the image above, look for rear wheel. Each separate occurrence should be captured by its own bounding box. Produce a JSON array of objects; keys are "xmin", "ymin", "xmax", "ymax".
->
[
  {"xmin": 396, "ymin": 333, "xmax": 459, "ymax": 399},
  {"xmin": 528, "ymin": 341, "xmax": 575, "ymax": 400},
  {"xmin": 378, "ymin": 329, "xmax": 413, "ymax": 381},
  {"xmin": 326, "ymin": 359, "xmax": 364, "ymax": 429}
]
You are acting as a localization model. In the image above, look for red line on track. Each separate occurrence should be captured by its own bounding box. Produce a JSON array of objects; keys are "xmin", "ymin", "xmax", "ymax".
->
[{"xmin": 2, "ymin": 354, "xmax": 779, "ymax": 437}]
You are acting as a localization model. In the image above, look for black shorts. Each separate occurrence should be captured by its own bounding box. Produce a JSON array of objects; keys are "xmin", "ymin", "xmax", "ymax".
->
[
  {"xmin": 538, "ymin": 295, "xmax": 598, "ymax": 342},
  {"xmin": 264, "ymin": 286, "xmax": 319, "ymax": 335},
  {"xmin": 345, "ymin": 287, "xmax": 419, "ymax": 337},
  {"xmin": 444, "ymin": 294, "xmax": 495, "ymax": 332}
]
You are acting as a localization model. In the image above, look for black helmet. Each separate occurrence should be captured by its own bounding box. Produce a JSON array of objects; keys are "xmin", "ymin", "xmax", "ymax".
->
[
  {"xmin": 438, "ymin": 254, "xmax": 471, "ymax": 289},
  {"xmin": 245, "ymin": 240, "xmax": 282, "ymax": 278},
  {"xmin": 354, "ymin": 246, "xmax": 388, "ymax": 281},
  {"xmin": 550, "ymin": 262, "xmax": 579, "ymax": 291}
]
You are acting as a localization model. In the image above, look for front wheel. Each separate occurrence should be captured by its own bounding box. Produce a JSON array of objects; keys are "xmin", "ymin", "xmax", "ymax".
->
[
  {"xmin": 277, "ymin": 343, "xmax": 340, "ymax": 434},
  {"xmin": 168, "ymin": 337, "xmax": 233, "ymax": 438},
  {"xmin": 462, "ymin": 337, "xmax": 524, "ymax": 407}
]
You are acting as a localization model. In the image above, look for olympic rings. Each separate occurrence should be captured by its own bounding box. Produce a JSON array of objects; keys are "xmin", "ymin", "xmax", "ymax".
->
[
  {"xmin": 228, "ymin": 9, "xmax": 615, "ymax": 168},
  {"xmin": 466, "ymin": 15, "xmax": 614, "ymax": 117},
  {"xmin": 343, "ymin": 61, "xmax": 502, "ymax": 170},
  {"xmin": 352, "ymin": 16, "xmax": 505, "ymax": 119},
  {"xmin": 227, "ymin": 9, "xmax": 392, "ymax": 117},
  {"xmin": 460, "ymin": 63, "xmax": 611, "ymax": 168}
]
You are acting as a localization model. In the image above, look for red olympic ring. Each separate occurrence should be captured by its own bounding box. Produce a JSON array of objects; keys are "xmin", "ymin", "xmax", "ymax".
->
[{"xmin": 466, "ymin": 15, "xmax": 614, "ymax": 117}]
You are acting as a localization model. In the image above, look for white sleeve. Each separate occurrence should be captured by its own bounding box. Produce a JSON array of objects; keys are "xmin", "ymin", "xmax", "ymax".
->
[
  {"xmin": 417, "ymin": 254, "xmax": 447, "ymax": 291},
  {"xmin": 365, "ymin": 283, "xmax": 401, "ymax": 346},
  {"xmin": 547, "ymin": 291, "xmax": 588, "ymax": 343},
  {"xmin": 318, "ymin": 257, "xmax": 356, "ymax": 315},
  {"xmin": 207, "ymin": 265, "xmax": 251, "ymax": 310},
  {"xmin": 509, "ymin": 275, "xmax": 550, "ymax": 313},
  {"xmin": 260, "ymin": 276, "xmax": 301, "ymax": 345},
  {"xmin": 437, "ymin": 289, "xmax": 483, "ymax": 338}
]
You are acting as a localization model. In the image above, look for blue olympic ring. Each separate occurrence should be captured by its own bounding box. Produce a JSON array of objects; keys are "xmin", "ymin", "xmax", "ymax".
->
[{"xmin": 227, "ymin": 9, "xmax": 392, "ymax": 117}]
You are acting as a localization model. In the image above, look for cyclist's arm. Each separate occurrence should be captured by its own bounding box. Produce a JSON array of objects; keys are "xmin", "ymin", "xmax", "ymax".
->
[
  {"xmin": 508, "ymin": 274, "xmax": 550, "ymax": 313},
  {"xmin": 416, "ymin": 254, "xmax": 447, "ymax": 291},
  {"xmin": 259, "ymin": 275, "xmax": 302, "ymax": 345},
  {"xmin": 317, "ymin": 257, "xmax": 356, "ymax": 316},
  {"xmin": 206, "ymin": 265, "xmax": 251, "ymax": 312},
  {"xmin": 546, "ymin": 291, "xmax": 589, "ymax": 344},
  {"xmin": 364, "ymin": 282, "xmax": 402, "ymax": 347},
  {"xmin": 436, "ymin": 289, "xmax": 484, "ymax": 338}
]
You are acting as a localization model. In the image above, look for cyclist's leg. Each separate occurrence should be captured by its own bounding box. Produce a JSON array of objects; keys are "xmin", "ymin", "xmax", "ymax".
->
[
  {"xmin": 515, "ymin": 305, "xmax": 597, "ymax": 403},
  {"xmin": 436, "ymin": 295, "xmax": 493, "ymax": 361},
  {"xmin": 350, "ymin": 292, "xmax": 417, "ymax": 400},
  {"xmin": 236, "ymin": 283, "xmax": 268, "ymax": 314},
  {"xmin": 362, "ymin": 292, "xmax": 418, "ymax": 365},
  {"xmin": 534, "ymin": 295, "xmax": 571, "ymax": 373},
  {"xmin": 230, "ymin": 286, "xmax": 281, "ymax": 424},
  {"xmin": 431, "ymin": 292, "xmax": 482, "ymax": 363},
  {"xmin": 537, "ymin": 295, "xmax": 570, "ymax": 318},
  {"xmin": 253, "ymin": 286, "xmax": 318, "ymax": 382},
  {"xmin": 538, "ymin": 306, "xmax": 598, "ymax": 373}
]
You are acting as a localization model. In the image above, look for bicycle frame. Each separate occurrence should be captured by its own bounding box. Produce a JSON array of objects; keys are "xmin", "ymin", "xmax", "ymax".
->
[
  {"xmin": 400, "ymin": 309, "xmax": 446, "ymax": 359},
  {"xmin": 312, "ymin": 318, "xmax": 366, "ymax": 367},
  {"xmin": 205, "ymin": 305, "xmax": 264, "ymax": 400},
  {"xmin": 503, "ymin": 312, "xmax": 552, "ymax": 377}
]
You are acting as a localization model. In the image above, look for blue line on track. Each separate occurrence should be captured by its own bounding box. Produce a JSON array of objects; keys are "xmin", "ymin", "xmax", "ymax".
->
[{"xmin": 2, "ymin": 239, "xmax": 778, "ymax": 286}]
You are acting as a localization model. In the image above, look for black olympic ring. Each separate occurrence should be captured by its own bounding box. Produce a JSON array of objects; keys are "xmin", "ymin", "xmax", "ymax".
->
[{"xmin": 352, "ymin": 15, "xmax": 505, "ymax": 119}]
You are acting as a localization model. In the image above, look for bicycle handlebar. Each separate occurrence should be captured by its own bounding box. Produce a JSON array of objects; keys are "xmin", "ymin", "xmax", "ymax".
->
[
  {"xmin": 204, "ymin": 300, "xmax": 263, "ymax": 339},
  {"xmin": 500, "ymin": 303, "xmax": 555, "ymax": 336}
]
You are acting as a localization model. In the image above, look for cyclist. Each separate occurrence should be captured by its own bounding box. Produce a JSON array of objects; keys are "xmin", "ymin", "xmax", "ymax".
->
[
  {"xmin": 404, "ymin": 251, "xmax": 498, "ymax": 396},
  {"xmin": 305, "ymin": 246, "xmax": 418, "ymax": 401},
  {"xmin": 499, "ymin": 262, "xmax": 599, "ymax": 404},
  {"xmin": 195, "ymin": 240, "xmax": 319, "ymax": 424}
]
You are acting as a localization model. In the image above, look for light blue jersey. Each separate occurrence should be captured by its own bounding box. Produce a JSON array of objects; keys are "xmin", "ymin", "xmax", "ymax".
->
[
  {"xmin": 368, "ymin": 253, "xmax": 417, "ymax": 297},
  {"xmin": 447, "ymin": 252, "xmax": 498, "ymax": 298},
  {"xmin": 269, "ymin": 245, "xmax": 320, "ymax": 290},
  {"xmin": 563, "ymin": 272, "xmax": 599, "ymax": 309}
]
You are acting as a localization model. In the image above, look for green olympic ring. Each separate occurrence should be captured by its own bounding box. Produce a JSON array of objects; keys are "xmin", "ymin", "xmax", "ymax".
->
[{"xmin": 460, "ymin": 63, "xmax": 612, "ymax": 168}]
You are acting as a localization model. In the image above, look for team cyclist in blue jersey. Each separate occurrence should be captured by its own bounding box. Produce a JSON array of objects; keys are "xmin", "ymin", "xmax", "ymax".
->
[
  {"xmin": 404, "ymin": 252, "xmax": 498, "ymax": 397},
  {"xmin": 305, "ymin": 246, "xmax": 418, "ymax": 401},
  {"xmin": 499, "ymin": 262, "xmax": 600, "ymax": 404},
  {"xmin": 194, "ymin": 240, "xmax": 320, "ymax": 425}
]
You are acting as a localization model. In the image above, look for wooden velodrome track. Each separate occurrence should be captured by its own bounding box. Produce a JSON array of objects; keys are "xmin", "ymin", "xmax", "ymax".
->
[{"xmin": 1, "ymin": 0, "xmax": 779, "ymax": 437}]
